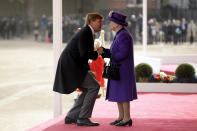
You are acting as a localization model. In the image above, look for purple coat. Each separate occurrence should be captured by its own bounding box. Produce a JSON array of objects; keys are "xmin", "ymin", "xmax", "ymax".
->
[{"xmin": 103, "ymin": 28, "xmax": 137, "ymax": 102}]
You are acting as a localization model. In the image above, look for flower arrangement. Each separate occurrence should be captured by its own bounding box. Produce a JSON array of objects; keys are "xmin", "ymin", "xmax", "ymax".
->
[
  {"xmin": 151, "ymin": 72, "xmax": 175, "ymax": 83},
  {"xmin": 135, "ymin": 63, "xmax": 197, "ymax": 83}
]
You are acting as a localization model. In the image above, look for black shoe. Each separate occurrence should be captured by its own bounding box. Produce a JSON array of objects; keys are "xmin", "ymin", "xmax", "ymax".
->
[
  {"xmin": 64, "ymin": 116, "xmax": 77, "ymax": 124},
  {"xmin": 115, "ymin": 119, "xmax": 132, "ymax": 126},
  {"xmin": 110, "ymin": 119, "xmax": 122, "ymax": 125},
  {"xmin": 77, "ymin": 118, "xmax": 100, "ymax": 126}
]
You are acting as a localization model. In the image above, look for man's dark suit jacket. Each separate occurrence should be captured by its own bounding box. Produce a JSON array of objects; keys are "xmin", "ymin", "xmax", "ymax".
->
[{"xmin": 53, "ymin": 25, "xmax": 98, "ymax": 94}]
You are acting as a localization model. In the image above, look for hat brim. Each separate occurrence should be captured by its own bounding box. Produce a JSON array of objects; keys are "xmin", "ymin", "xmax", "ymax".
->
[{"xmin": 107, "ymin": 16, "xmax": 128, "ymax": 27}]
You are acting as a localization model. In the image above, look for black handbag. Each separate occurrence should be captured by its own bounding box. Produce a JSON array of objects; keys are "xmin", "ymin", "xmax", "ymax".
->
[{"xmin": 102, "ymin": 62, "xmax": 120, "ymax": 80}]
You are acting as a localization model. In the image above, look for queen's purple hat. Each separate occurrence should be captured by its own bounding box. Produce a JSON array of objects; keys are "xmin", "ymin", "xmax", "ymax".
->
[{"xmin": 107, "ymin": 11, "xmax": 128, "ymax": 26}]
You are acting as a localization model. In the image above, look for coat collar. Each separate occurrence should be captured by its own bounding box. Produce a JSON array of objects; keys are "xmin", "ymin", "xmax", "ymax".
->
[
  {"xmin": 116, "ymin": 27, "xmax": 125, "ymax": 36},
  {"xmin": 88, "ymin": 25, "xmax": 95, "ymax": 35}
]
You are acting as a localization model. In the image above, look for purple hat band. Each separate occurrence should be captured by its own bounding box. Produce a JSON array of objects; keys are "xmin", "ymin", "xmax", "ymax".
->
[{"xmin": 107, "ymin": 11, "xmax": 128, "ymax": 26}]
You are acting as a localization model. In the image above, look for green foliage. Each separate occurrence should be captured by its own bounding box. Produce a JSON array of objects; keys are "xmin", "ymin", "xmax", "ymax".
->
[
  {"xmin": 175, "ymin": 63, "xmax": 195, "ymax": 79},
  {"xmin": 135, "ymin": 63, "xmax": 153, "ymax": 78}
]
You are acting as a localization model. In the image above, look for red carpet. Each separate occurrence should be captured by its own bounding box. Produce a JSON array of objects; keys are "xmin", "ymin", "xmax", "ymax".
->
[
  {"xmin": 28, "ymin": 93, "xmax": 197, "ymax": 131},
  {"xmin": 160, "ymin": 64, "xmax": 178, "ymax": 75}
]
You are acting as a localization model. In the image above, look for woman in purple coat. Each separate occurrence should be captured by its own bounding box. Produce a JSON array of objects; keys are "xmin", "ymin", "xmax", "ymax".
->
[{"xmin": 101, "ymin": 11, "xmax": 137, "ymax": 126}]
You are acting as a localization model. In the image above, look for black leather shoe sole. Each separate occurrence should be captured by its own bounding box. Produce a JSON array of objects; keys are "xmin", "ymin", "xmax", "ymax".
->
[
  {"xmin": 77, "ymin": 122, "xmax": 99, "ymax": 126},
  {"xmin": 115, "ymin": 119, "xmax": 132, "ymax": 126},
  {"xmin": 77, "ymin": 118, "xmax": 100, "ymax": 126},
  {"xmin": 64, "ymin": 117, "xmax": 76, "ymax": 124}
]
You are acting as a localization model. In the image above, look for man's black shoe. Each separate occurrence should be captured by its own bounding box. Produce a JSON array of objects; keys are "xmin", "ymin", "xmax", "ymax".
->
[
  {"xmin": 77, "ymin": 118, "xmax": 100, "ymax": 126},
  {"xmin": 64, "ymin": 116, "xmax": 76, "ymax": 124}
]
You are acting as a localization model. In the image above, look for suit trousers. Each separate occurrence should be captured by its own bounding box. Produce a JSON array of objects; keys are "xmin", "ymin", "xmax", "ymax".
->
[{"xmin": 66, "ymin": 71, "xmax": 100, "ymax": 119}]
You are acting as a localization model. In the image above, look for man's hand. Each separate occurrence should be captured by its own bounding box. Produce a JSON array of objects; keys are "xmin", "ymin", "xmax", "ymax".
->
[{"xmin": 97, "ymin": 47, "xmax": 104, "ymax": 55}]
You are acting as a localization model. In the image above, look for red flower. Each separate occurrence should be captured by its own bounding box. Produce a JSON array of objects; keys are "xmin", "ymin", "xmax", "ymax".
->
[
  {"xmin": 165, "ymin": 76, "xmax": 170, "ymax": 82},
  {"xmin": 154, "ymin": 74, "xmax": 161, "ymax": 80},
  {"xmin": 76, "ymin": 88, "xmax": 81, "ymax": 92}
]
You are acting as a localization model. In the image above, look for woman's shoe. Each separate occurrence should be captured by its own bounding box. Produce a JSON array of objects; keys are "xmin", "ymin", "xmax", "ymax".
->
[
  {"xmin": 115, "ymin": 119, "xmax": 132, "ymax": 126},
  {"xmin": 110, "ymin": 119, "xmax": 122, "ymax": 125}
]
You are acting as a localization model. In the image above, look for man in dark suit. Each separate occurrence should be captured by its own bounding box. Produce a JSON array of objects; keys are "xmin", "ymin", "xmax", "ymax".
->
[{"xmin": 53, "ymin": 13, "xmax": 103, "ymax": 126}]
